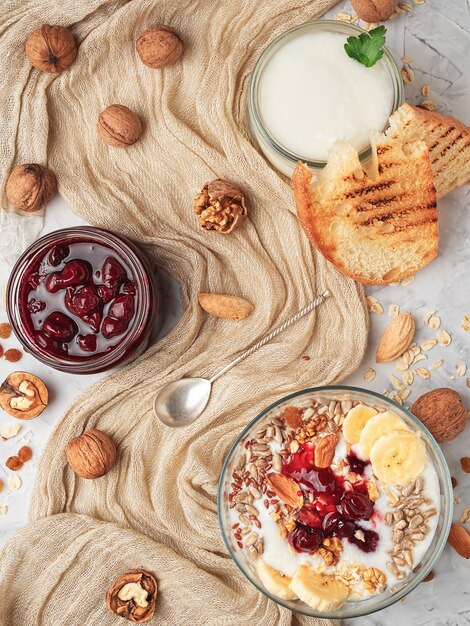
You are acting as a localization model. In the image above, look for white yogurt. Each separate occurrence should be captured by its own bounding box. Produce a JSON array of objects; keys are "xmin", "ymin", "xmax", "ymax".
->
[{"xmin": 258, "ymin": 31, "xmax": 394, "ymax": 161}]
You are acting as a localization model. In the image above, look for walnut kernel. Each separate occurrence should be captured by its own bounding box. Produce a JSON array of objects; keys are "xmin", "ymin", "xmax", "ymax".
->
[
  {"xmin": 362, "ymin": 567, "xmax": 386, "ymax": 593},
  {"xmin": 319, "ymin": 537, "xmax": 343, "ymax": 566},
  {"xmin": 0, "ymin": 372, "xmax": 48, "ymax": 419},
  {"xmin": 194, "ymin": 179, "xmax": 247, "ymax": 234},
  {"xmin": 106, "ymin": 569, "xmax": 158, "ymax": 623}
]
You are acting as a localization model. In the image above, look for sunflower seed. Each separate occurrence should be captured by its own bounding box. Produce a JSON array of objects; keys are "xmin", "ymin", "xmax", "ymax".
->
[
  {"xmin": 388, "ymin": 561, "xmax": 400, "ymax": 576},
  {"xmin": 397, "ymin": 572, "xmax": 406, "ymax": 580},
  {"xmin": 249, "ymin": 486, "xmax": 262, "ymax": 500},
  {"xmin": 403, "ymin": 549, "xmax": 414, "ymax": 566},
  {"xmin": 393, "ymin": 556, "xmax": 406, "ymax": 566},
  {"xmin": 271, "ymin": 452, "xmax": 282, "ymax": 473},
  {"xmin": 385, "ymin": 513, "xmax": 393, "ymax": 526},
  {"xmin": 364, "ymin": 368, "xmax": 376, "ymax": 382},
  {"xmin": 234, "ymin": 453, "xmax": 246, "ymax": 471},
  {"xmin": 256, "ymin": 538, "xmax": 265, "ymax": 554},
  {"xmin": 423, "ymin": 508, "xmax": 437, "ymax": 519},
  {"xmin": 247, "ymin": 545, "xmax": 258, "ymax": 560},
  {"xmin": 303, "ymin": 407, "xmax": 315, "ymax": 420},
  {"xmin": 246, "ymin": 532, "xmax": 259, "ymax": 547},
  {"xmin": 409, "ymin": 514, "xmax": 424, "ymax": 528},
  {"xmin": 393, "ymin": 530, "xmax": 404, "ymax": 543},
  {"xmin": 394, "ymin": 520, "xmax": 407, "ymax": 530},
  {"xmin": 410, "ymin": 532, "xmax": 425, "ymax": 541},
  {"xmin": 402, "ymin": 482, "xmax": 415, "ymax": 497},
  {"xmin": 393, "ymin": 510, "xmax": 404, "ymax": 522},
  {"xmin": 240, "ymin": 514, "xmax": 251, "ymax": 525},
  {"xmin": 341, "ymin": 400, "xmax": 353, "ymax": 414}
]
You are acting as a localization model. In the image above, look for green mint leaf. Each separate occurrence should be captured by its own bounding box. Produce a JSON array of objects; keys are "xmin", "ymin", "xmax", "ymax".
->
[{"xmin": 344, "ymin": 26, "xmax": 387, "ymax": 68}]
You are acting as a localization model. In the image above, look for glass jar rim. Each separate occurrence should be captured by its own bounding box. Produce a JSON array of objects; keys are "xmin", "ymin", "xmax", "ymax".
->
[
  {"xmin": 6, "ymin": 226, "xmax": 153, "ymax": 373},
  {"xmin": 217, "ymin": 385, "xmax": 452, "ymax": 618},
  {"xmin": 248, "ymin": 20, "xmax": 405, "ymax": 170}
]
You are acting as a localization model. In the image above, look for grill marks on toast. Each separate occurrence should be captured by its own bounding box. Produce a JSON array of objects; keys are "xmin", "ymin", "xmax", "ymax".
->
[
  {"xmin": 387, "ymin": 103, "xmax": 470, "ymax": 198},
  {"xmin": 292, "ymin": 136, "xmax": 438, "ymax": 285}
]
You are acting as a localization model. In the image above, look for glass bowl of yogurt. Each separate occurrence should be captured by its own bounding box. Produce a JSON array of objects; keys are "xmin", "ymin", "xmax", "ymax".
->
[
  {"xmin": 248, "ymin": 21, "xmax": 404, "ymax": 176},
  {"xmin": 218, "ymin": 386, "xmax": 452, "ymax": 618}
]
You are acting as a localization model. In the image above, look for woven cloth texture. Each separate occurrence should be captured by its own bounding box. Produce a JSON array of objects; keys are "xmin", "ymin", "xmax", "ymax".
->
[{"xmin": 0, "ymin": 1, "xmax": 368, "ymax": 624}]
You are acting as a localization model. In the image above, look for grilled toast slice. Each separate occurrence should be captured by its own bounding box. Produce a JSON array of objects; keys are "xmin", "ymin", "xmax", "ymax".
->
[
  {"xmin": 387, "ymin": 103, "xmax": 470, "ymax": 198},
  {"xmin": 292, "ymin": 138, "xmax": 437, "ymax": 285}
]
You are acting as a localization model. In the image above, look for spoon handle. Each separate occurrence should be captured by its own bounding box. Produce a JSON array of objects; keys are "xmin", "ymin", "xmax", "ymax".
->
[{"xmin": 209, "ymin": 290, "xmax": 331, "ymax": 384}]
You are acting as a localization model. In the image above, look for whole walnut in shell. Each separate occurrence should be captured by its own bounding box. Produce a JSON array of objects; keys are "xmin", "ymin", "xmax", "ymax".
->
[
  {"xmin": 66, "ymin": 429, "xmax": 117, "ymax": 479},
  {"xmin": 97, "ymin": 104, "xmax": 143, "ymax": 148},
  {"xmin": 351, "ymin": 0, "xmax": 397, "ymax": 22},
  {"xmin": 136, "ymin": 25, "xmax": 184, "ymax": 69},
  {"xmin": 5, "ymin": 163, "xmax": 57, "ymax": 212},
  {"xmin": 25, "ymin": 24, "xmax": 77, "ymax": 73},
  {"xmin": 411, "ymin": 388, "xmax": 467, "ymax": 443}
]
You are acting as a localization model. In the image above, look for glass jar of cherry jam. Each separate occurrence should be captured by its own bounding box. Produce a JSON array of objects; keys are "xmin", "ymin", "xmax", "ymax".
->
[{"xmin": 6, "ymin": 227, "xmax": 158, "ymax": 374}]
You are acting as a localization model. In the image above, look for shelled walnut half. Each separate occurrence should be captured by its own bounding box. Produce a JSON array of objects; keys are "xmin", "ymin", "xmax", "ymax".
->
[
  {"xmin": 194, "ymin": 179, "xmax": 247, "ymax": 234},
  {"xmin": 106, "ymin": 570, "xmax": 158, "ymax": 623},
  {"xmin": 0, "ymin": 372, "xmax": 48, "ymax": 419}
]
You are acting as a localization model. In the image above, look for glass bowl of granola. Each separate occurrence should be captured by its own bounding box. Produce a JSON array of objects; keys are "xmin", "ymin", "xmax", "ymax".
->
[{"xmin": 218, "ymin": 386, "xmax": 452, "ymax": 618}]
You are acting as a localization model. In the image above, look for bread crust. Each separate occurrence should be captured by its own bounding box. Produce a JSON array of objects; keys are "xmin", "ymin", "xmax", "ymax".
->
[
  {"xmin": 292, "ymin": 138, "xmax": 438, "ymax": 285},
  {"xmin": 388, "ymin": 103, "xmax": 470, "ymax": 198}
]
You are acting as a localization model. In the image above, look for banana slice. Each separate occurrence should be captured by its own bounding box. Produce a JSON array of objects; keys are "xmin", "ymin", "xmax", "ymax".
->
[
  {"xmin": 342, "ymin": 405, "xmax": 378, "ymax": 444},
  {"xmin": 370, "ymin": 430, "xmax": 427, "ymax": 485},
  {"xmin": 289, "ymin": 565, "xmax": 349, "ymax": 611},
  {"xmin": 359, "ymin": 411, "xmax": 411, "ymax": 459},
  {"xmin": 255, "ymin": 559, "xmax": 298, "ymax": 600}
]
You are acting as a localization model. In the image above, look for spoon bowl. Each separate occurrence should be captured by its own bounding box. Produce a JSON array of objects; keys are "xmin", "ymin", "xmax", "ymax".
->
[
  {"xmin": 154, "ymin": 291, "xmax": 330, "ymax": 427},
  {"xmin": 154, "ymin": 377, "xmax": 211, "ymax": 427}
]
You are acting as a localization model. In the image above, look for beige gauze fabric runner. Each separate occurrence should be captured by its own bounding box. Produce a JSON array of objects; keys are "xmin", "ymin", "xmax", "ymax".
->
[{"xmin": 0, "ymin": 1, "xmax": 369, "ymax": 624}]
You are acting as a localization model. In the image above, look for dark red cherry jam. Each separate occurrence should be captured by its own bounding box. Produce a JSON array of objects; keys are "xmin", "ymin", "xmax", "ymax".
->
[
  {"xmin": 7, "ymin": 228, "xmax": 158, "ymax": 374},
  {"xmin": 283, "ymin": 443, "xmax": 378, "ymax": 554},
  {"xmin": 346, "ymin": 453, "xmax": 369, "ymax": 475}
]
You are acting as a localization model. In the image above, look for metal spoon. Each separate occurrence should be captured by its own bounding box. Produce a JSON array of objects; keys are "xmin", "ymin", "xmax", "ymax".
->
[{"xmin": 154, "ymin": 290, "xmax": 331, "ymax": 427}]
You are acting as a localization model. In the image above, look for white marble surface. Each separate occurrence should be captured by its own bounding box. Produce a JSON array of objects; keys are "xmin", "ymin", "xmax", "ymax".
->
[{"xmin": 0, "ymin": 1, "xmax": 469, "ymax": 624}]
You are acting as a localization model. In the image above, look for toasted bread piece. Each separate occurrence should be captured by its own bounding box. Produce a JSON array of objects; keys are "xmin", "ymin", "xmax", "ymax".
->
[
  {"xmin": 292, "ymin": 139, "xmax": 437, "ymax": 285},
  {"xmin": 387, "ymin": 103, "xmax": 470, "ymax": 198}
]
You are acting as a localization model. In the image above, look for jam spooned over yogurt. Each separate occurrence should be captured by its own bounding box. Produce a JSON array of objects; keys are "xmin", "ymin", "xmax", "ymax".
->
[
  {"xmin": 20, "ymin": 240, "xmax": 139, "ymax": 360},
  {"xmin": 283, "ymin": 443, "xmax": 379, "ymax": 554}
]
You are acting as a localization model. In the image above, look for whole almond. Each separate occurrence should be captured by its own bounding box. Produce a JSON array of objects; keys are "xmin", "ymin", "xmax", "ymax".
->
[
  {"xmin": 198, "ymin": 293, "xmax": 254, "ymax": 321},
  {"xmin": 266, "ymin": 473, "xmax": 303, "ymax": 508},
  {"xmin": 447, "ymin": 523, "xmax": 470, "ymax": 558},
  {"xmin": 314, "ymin": 434, "xmax": 339, "ymax": 468},
  {"xmin": 376, "ymin": 312, "xmax": 415, "ymax": 363},
  {"xmin": 411, "ymin": 388, "xmax": 467, "ymax": 443}
]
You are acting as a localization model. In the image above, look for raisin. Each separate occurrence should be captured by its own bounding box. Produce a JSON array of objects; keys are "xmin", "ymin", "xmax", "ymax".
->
[{"xmin": 4, "ymin": 349, "xmax": 22, "ymax": 363}]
